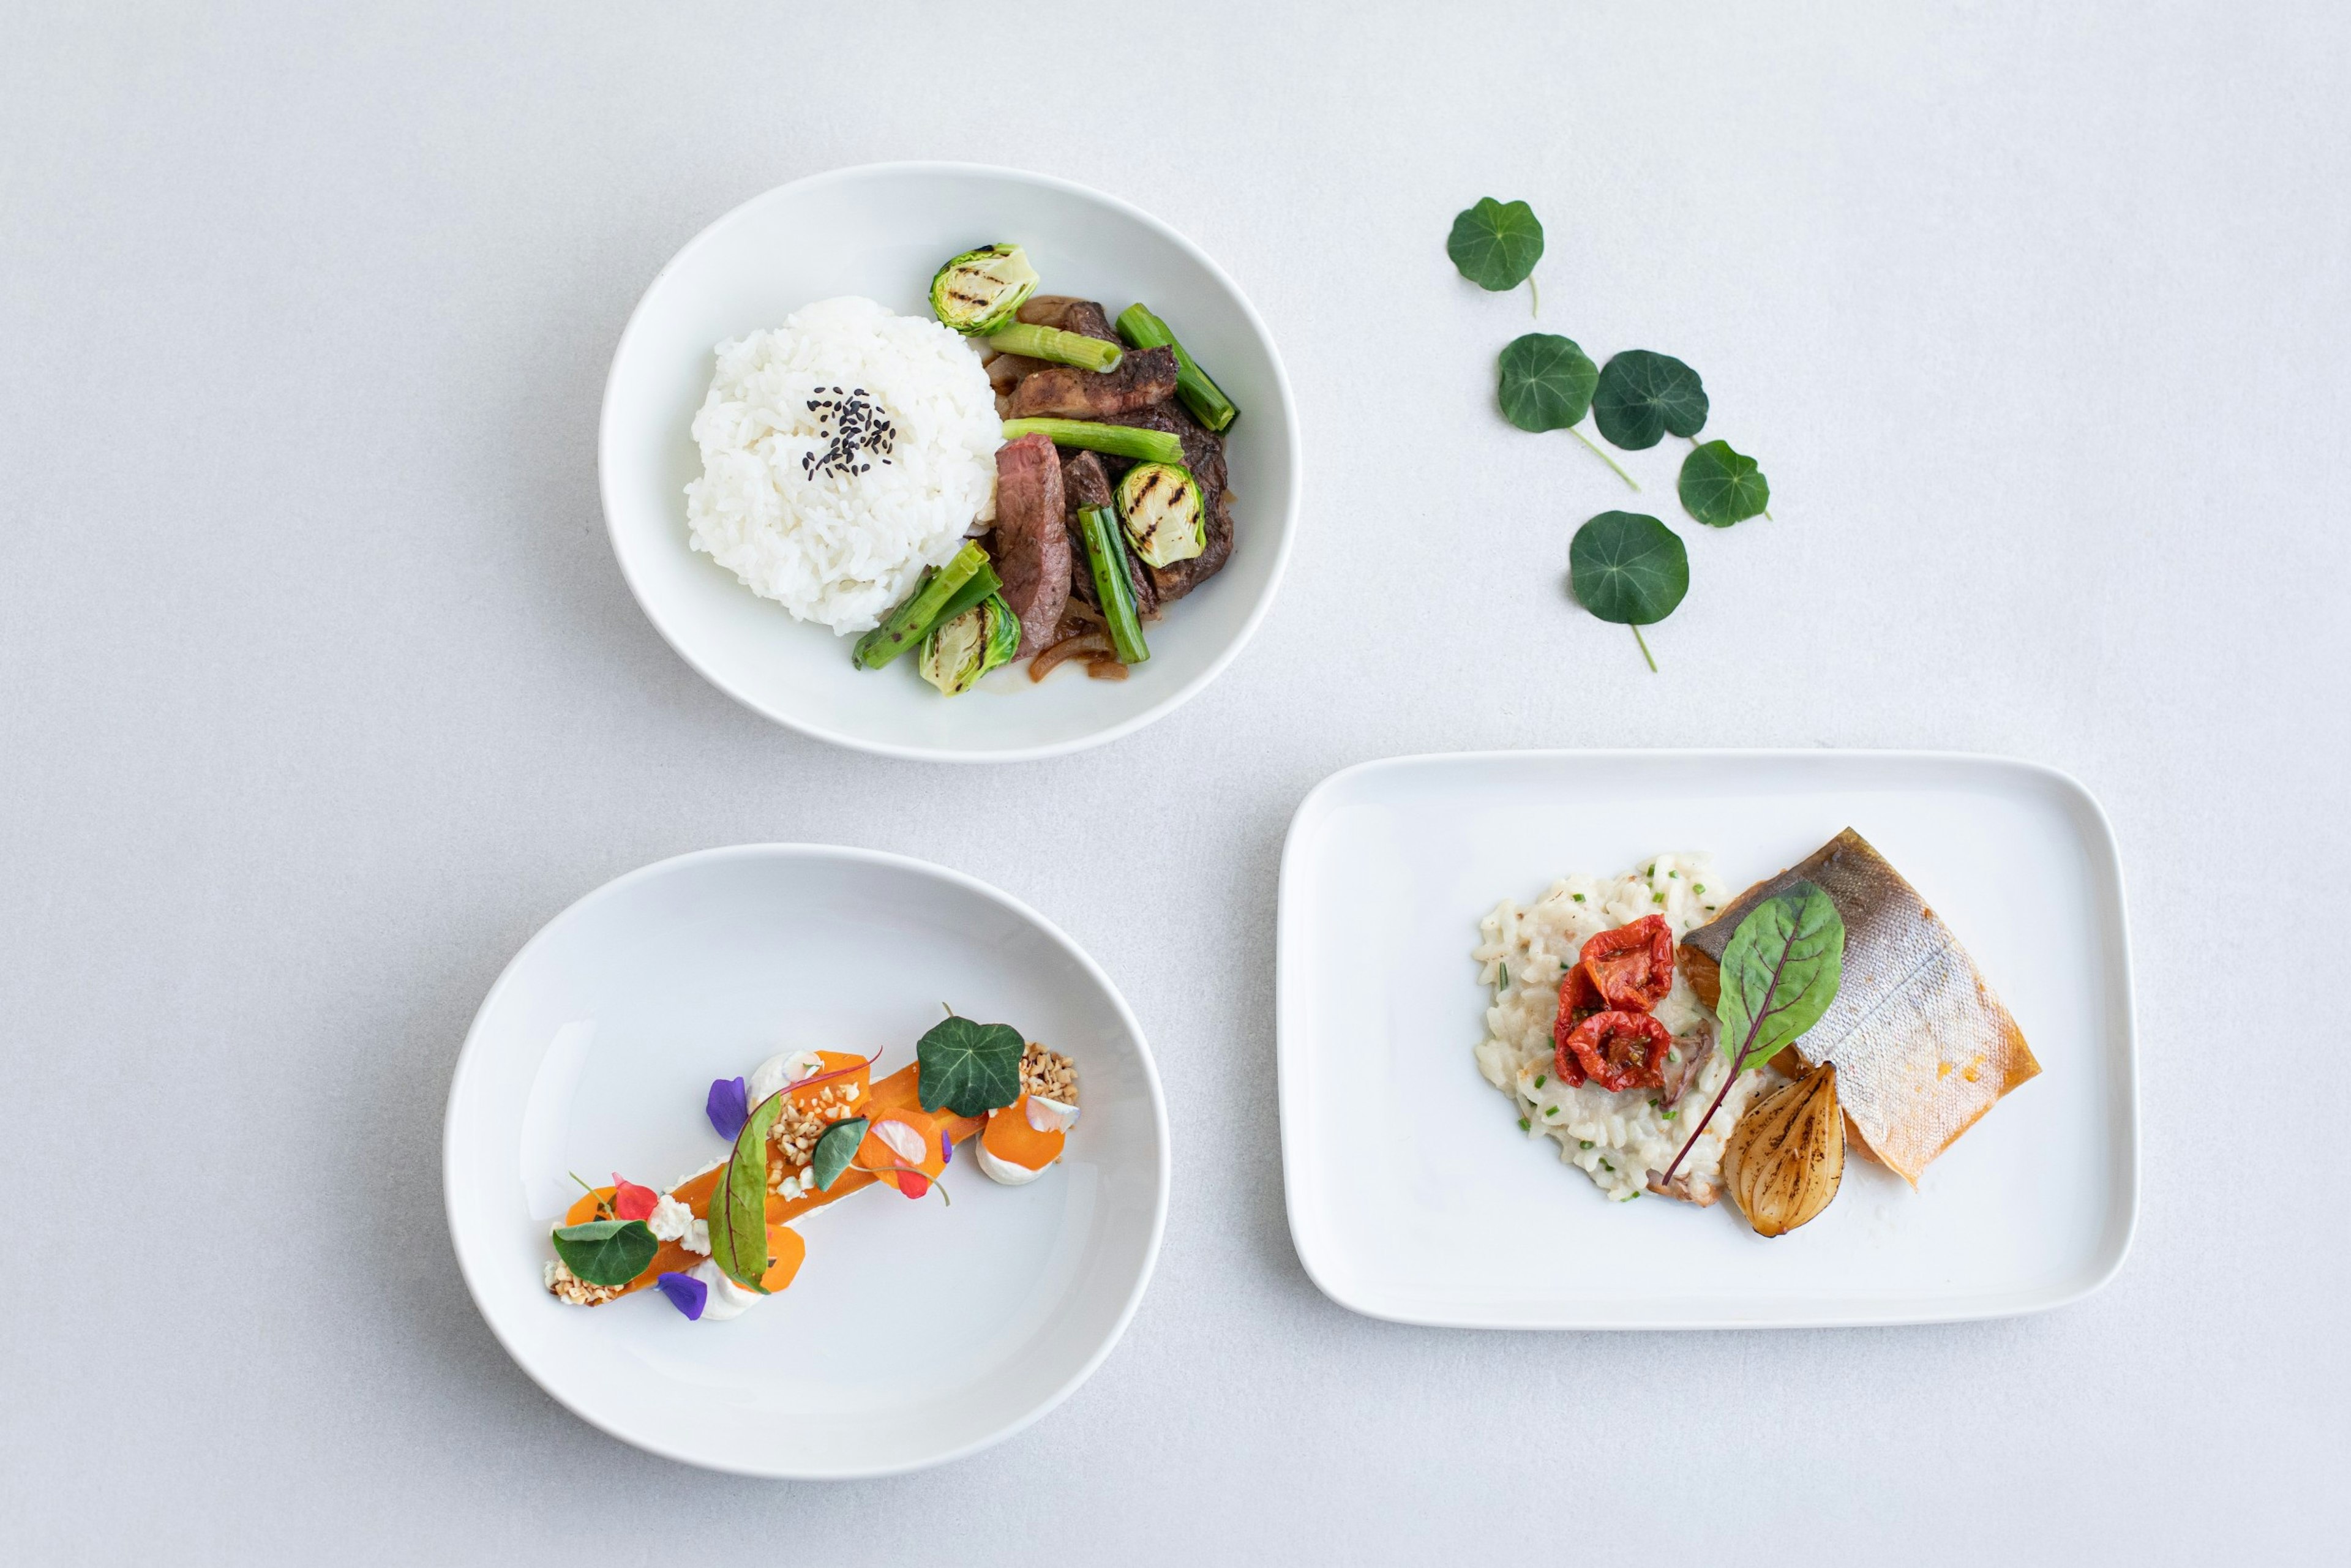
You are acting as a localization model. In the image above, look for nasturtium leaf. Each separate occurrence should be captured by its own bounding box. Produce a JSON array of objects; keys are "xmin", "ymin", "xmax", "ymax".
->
[
  {"xmin": 916, "ymin": 1015, "xmax": 1026, "ymax": 1117},
  {"xmin": 1447, "ymin": 198, "xmax": 1545, "ymax": 292},
  {"xmin": 1592, "ymin": 350, "xmax": 1708, "ymax": 449},
  {"xmin": 550, "ymin": 1218, "xmax": 659, "ymax": 1288},
  {"xmin": 1496, "ymin": 334, "xmax": 1599, "ymax": 432},
  {"xmin": 1714, "ymin": 881, "xmax": 1845, "ymax": 1073},
  {"xmin": 1678, "ymin": 440, "xmax": 1769, "ymax": 527},
  {"xmin": 1569, "ymin": 511, "xmax": 1689, "ymax": 626},
  {"xmin": 811, "ymin": 1116, "xmax": 868, "ymax": 1191},
  {"xmin": 709, "ymin": 1090, "xmax": 784, "ymax": 1291}
]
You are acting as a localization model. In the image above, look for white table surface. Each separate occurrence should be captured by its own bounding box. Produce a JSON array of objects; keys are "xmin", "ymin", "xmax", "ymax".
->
[{"xmin": 2, "ymin": 3, "xmax": 2342, "ymax": 1561}]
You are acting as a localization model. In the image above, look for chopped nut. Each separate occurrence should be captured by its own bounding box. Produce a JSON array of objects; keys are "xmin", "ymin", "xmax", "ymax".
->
[
  {"xmin": 767, "ymin": 1084, "xmax": 863, "ymax": 1184},
  {"xmin": 545, "ymin": 1259, "xmax": 626, "ymax": 1307},
  {"xmin": 1019, "ymin": 1042, "xmax": 1078, "ymax": 1105}
]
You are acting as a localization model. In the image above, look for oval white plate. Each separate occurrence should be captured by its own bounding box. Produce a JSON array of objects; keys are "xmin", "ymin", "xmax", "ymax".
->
[
  {"xmin": 1278, "ymin": 750, "xmax": 2138, "ymax": 1329},
  {"xmin": 444, "ymin": 845, "xmax": 1169, "ymax": 1476},
  {"xmin": 599, "ymin": 162, "xmax": 1300, "ymax": 762}
]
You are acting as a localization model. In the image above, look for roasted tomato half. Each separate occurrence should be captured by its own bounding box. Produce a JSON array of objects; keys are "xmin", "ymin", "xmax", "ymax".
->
[
  {"xmin": 1551, "ymin": 962, "xmax": 1608, "ymax": 1086},
  {"xmin": 1560, "ymin": 1009, "xmax": 1673, "ymax": 1093},
  {"xmin": 1580, "ymin": 914, "xmax": 1674, "ymax": 1013}
]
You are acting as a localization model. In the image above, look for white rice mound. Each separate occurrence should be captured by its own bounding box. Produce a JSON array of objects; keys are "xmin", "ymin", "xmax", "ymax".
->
[
  {"xmin": 683, "ymin": 296, "xmax": 1001, "ymax": 635},
  {"xmin": 1472, "ymin": 851, "xmax": 1779, "ymax": 1205}
]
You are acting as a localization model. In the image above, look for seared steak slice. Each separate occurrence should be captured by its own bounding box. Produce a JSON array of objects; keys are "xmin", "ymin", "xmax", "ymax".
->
[
  {"xmin": 1059, "ymin": 449, "xmax": 1157, "ymax": 618},
  {"xmin": 1147, "ymin": 489, "xmax": 1231, "ymax": 604},
  {"xmin": 991, "ymin": 433, "xmax": 1070, "ymax": 656},
  {"xmin": 1097, "ymin": 403, "xmax": 1234, "ymax": 603},
  {"xmin": 1009, "ymin": 345, "xmax": 1179, "ymax": 420},
  {"xmin": 1057, "ymin": 300, "xmax": 1121, "ymax": 343},
  {"xmin": 1100, "ymin": 402, "xmax": 1228, "ymax": 497},
  {"xmin": 1015, "ymin": 297, "xmax": 1122, "ymax": 344}
]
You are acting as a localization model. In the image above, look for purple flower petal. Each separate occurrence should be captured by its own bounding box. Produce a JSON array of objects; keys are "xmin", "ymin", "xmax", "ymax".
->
[
  {"xmin": 654, "ymin": 1271, "xmax": 707, "ymax": 1321},
  {"xmin": 706, "ymin": 1076, "xmax": 749, "ymax": 1139},
  {"xmin": 940, "ymin": 1130, "xmax": 953, "ymax": 1166}
]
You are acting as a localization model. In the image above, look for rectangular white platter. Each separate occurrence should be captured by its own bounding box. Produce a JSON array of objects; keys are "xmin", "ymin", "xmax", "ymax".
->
[{"xmin": 1277, "ymin": 751, "xmax": 2139, "ymax": 1330}]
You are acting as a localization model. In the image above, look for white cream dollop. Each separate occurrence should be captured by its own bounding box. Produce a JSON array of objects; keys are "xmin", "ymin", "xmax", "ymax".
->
[
  {"xmin": 975, "ymin": 1141, "xmax": 1048, "ymax": 1185},
  {"xmin": 646, "ymin": 1194, "xmax": 694, "ymax": 1243},
  {"xmin": 682, "ymin": 1218, "xmax": 711, "ymax": 1255},
  {"xmin": 688, "ymin": 1261, "xmax": 762, "ymax": 1322},
  {"xmin": 747, "ymin": 1049, "xmax": 830, "ymax": 1106}
]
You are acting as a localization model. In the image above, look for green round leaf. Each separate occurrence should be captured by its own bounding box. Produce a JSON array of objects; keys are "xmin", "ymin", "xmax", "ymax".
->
[
  {"xmin": 1678, "ymin": 439, "xmax": 1769, "ymax": 527},
  {"xmin": 1569, "ymin": 511, "xmax": 1689, "ymax": 626},
  {"xmin": 917, "ymin": 1015, "xmax": 1026, "ymax": 1117},
  {"xmin": 1592, "ymin": 350, "xmax": 1708, "ymax": 450},
  {"xmin": 1447, "ymin": 198, "xmax": 1545, "ymax": 292},
  {"xmin": 1496, "ymin": 334, "xmax": 1598, "ymax": 432},
  {"xmin": 550, "ymin": 1218, "xmax": 659, "ymax": 1287}
]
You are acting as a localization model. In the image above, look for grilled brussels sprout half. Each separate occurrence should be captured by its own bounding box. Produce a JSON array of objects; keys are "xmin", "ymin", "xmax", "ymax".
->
[
  {"xmin": 1114, "ymin": 462, "xmax": 1205, "ymax": 569},
  {"xmin": 929, "ymin": 244, "xmax": 1039, "ymax": 336},
  {"xmin": 918, "ymin": 592, "xmax": 1020, "ymax": 696}
]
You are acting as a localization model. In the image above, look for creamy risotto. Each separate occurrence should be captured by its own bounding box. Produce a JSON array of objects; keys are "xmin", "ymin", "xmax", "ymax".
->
[{"xmin": 1472, "ymin": 852, "xmax": 1775, "ymax": 1204}]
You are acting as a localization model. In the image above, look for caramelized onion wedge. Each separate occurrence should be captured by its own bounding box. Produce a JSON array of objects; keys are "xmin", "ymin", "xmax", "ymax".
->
[
  {"xmin": 1028, "ymin": 630, "xmax": 1112, "ymax": 681},
  {"xmin": 1723, "ymin": 1060, "xmax": 1844, "ymax": 1237}
]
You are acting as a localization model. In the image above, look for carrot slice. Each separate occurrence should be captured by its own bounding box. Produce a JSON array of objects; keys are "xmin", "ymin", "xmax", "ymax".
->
[
  {"xmin": 981, "ymin": 1092, "xmax": 1066, "ymax": 1172},
  {"xmin": 759, "ymin": 1225, "xmax": 806, "ymax": 1292}
]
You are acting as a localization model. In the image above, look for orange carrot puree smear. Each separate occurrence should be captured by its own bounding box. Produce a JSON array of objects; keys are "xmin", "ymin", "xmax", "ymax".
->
[{"xmin": 565, "ymin": 1059, "xmax": 987, "ymax": 1296}]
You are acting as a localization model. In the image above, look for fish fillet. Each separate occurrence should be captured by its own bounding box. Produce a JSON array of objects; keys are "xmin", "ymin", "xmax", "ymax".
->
[{"xmin": 1679, "ymin": 828, "xmax": 2039, "ymax": 1186}]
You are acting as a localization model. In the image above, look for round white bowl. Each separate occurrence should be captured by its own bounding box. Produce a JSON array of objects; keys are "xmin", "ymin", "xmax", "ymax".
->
[
  {"xmin": 599, "ymin": 162, "xmax": 1299, "ymax": 762},
  {"xmin": 442, "ymin": 845, "xmax": 1169, "ymax": 1476}
]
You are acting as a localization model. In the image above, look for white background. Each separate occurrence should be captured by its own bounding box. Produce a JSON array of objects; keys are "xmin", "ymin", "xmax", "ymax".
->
[{"xmin": 1, "ymin": 3, "xmax": 2342, "ymax": 1562}]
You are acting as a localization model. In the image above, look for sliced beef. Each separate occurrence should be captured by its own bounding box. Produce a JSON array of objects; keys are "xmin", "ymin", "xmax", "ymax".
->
[
  {"xmin": 1098, "ymin": 403, "xmax": 1235, "ymax": 604},
  {"xmin": 1059, "ymin": 449, "xmax": 1157, "ymax": 619},
  {"xmin": 1009, "ymin": 345, "xmax": 1179, "ymax": 420},
  {"xmin": 990, "ymin": 433, "xmax": 1070, "ymax": 656},
  {"xmin": 1015, "ymin": 297, "xmax": 1121, "ymax": 343},
  {"xmin": 1057, "ymin": 300, "xmax": 1122, "ymax": 343},
  {"xmin": 1146, "ymin": 489, "xmax": 1232, "ymax": 604},
  {"xmin": 1063, "ymin": 446, "xmax": 1114, "ymax": 513},
  {"xmin": 1100, "ymin": 402, "xmax": 1228, "ymax": 496}
]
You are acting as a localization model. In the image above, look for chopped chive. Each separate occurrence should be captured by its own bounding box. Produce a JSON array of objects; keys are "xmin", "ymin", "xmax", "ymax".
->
[
  {"xmin": 1600, "ymin": 1159, "xmax": 1615, "ymax": 1172},
  {"xmin": 1669, "ymin": 871, "xmax": 1678, "ymax": 879},
  {"xmin": 1534, "ymin": 1073, "xmax": 1547, "ymax": 1089},
  {"xmin": 1693, "ymin": 883, "xmax": 1706, "ymax": 894},
  {"xmin": 1499, "ymin": 963, "xmax": 1509, "ymax": 989},
  {"xmin": 1545, "ymin": 1106, "xmax": 1561, "ymax": 1117},
  {"xmin": 1579, "ymin": 1139, "xmax": 1594, "ymax": 1150},
  {"xmin": 1662, "ymin": 1109, "xmax": 1677, "ymax": 1120},
  {"xmin": 1572, "ymin": 893, "xmax": 1585, "ymax": 903},
  {"xmin": 1518, "ymin": 1117, "xmax": 1531, "ymax": 1131},
  {"xmin": 1652, "ymin": 891, "xmax": 1666, "ymax": 905}
]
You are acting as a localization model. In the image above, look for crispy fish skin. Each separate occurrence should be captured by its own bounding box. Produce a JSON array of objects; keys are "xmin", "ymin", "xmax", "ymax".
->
[{"xmin": 1681, "ymin": 828, "xmax": 2039, "ymax": 1186}]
